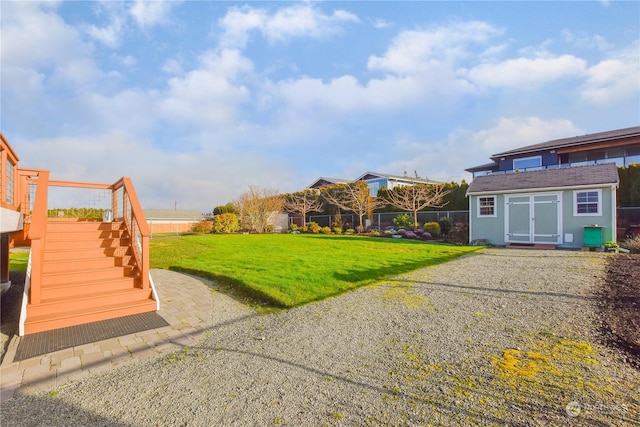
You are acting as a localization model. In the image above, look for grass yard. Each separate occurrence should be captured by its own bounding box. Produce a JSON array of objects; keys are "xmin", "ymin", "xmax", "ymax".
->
[
  {"xmin": 8, "ymin": 251, "xmax": 29, "ymax": 272},
  {"xmin": 150, "ymin": 234, "xmax": 481, "ymax": 308}
]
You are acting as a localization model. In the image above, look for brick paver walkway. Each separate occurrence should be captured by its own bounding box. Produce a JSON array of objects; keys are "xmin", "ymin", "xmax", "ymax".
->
[{"xmin": 0, "ymin": 269, "xmax": 217, "ymax": 402}]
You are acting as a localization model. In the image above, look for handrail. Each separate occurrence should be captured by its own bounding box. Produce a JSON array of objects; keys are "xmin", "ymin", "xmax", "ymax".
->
[
  {"xmin": 120, "ymin": 177, "xmax": 151, "ymax": 236},
  {"xmin": 48, "ymin": 179, "xmax": 111, "ymax": 189},
  {"xmin": 27, "ymin": 170, "xmax": 49, "ymax": 305},
  {"xmin": 112, "ymin": 177, "xmax": 150, "ymax": 290}
]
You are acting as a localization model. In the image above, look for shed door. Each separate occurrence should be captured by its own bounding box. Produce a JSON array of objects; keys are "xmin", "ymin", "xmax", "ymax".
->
[{"xmin": 506, "ymin": 193, "xmax": 561, "ymax": 244}]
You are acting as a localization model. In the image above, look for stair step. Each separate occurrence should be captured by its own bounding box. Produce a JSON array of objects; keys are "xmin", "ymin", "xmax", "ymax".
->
[
  {"xmin": 40, "ymin": 277, "xmax": 137, "ymax": 300},
  {"xmin": 44, "ymin": 247, "xmax": 114, "ymax": 261},
  {"xmin": 44, "ymin": 246, "xmax": 132, "ymax": 261},
  {"xmin": 45, "ymin": 238, "xmax": 130, "ymax": 251},
  {"xmin": 42, "ymin": 266, "xmax": 135, "ymax": 286},
  {"xmin": 44, "ymin": 257, "xmax": 117, "ymax": 273},
  {"xmin": 28, "ymin": 288, "xmax": 153, "ymax": 317},
  {"xmin": 23, "ymin": 299, "xmax": 157, "ymax": 335},
  {"xmin": 46, "ymin": 220, "xmax": 125, "ymax": 232}
]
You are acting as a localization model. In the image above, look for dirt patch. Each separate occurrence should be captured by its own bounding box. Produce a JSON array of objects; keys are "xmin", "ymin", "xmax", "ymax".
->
[{"xmin": 599, "ymin": 253, "xmax": 640, "ymax": 367}]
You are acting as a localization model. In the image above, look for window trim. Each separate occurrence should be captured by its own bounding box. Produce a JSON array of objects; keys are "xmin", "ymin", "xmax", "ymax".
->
[
  {"xmin": 477, "ymin": 195, "xmax": 497, "ymax": 217},
  {"xmin": 573, "ymin": 189, "xmax": 602, "ymax": 216},
  {"xmin": 513, "ymin": 155, "xmax": 542, "ymax": 171}
]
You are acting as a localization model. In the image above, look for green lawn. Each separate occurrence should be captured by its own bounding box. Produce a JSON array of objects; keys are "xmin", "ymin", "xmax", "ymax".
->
[
  {"xmin": 8, "ymin": 251, "xmax": 29, "ymax": 272},
  {"xmin": 150, "ymin": 234, "xmax": 481, "ymax": 308}
]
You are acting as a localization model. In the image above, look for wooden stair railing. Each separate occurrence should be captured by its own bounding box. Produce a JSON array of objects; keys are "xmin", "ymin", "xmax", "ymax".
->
[{"xmin": 19, "ymin": 175, "xmax": 158, "ymax": 335}]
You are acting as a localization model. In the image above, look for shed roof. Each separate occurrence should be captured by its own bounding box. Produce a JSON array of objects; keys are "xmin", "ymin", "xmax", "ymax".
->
[{"xmin": 466, "ymin": 163, "xmax": 619, "ymax": 195}]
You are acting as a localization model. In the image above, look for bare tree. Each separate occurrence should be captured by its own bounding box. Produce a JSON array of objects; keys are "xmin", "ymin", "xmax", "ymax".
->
[
  {"xmin": 233, "ymin": 186, "xmax": 284, "ymax": 233},
  {"xmin": 283, "ymin": 190, "xmax": 323, "ymax": 227},
  {"xmin": 384, "ymin": 183, "xmax": 449, "ymax": 228},
  {"xmin": 322, "ymin": 181, "xmax": 384, "ymax": 232}
]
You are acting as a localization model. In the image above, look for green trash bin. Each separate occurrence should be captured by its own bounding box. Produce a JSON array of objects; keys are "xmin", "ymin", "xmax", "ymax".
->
[{"xmin": 583, "ymin": 225, "xmax": 604, "ymax": 248}]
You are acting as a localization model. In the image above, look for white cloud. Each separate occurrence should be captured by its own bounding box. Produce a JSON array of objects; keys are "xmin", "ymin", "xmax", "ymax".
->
[
  {"xmin": 562, "ymin": 30, "xmax": 613, "ymax": 51},
  {"xmin": 464, "ymin": 55, "xmax": 587, "ymax": 88},
  {"xmin": 0, "ymin": 2, "xmax": 93, "ymax": 69},
  {"xmin": 380, "ymin": 117, "xmax": 581, "ymax": 183},
  {"xmin": 464, "ymin": 117, "xmax": 581, "ymax": 154},
  {"xmin": 371, "ymin": 18, "xmax": 392, "ymax": 29},
  {"xmin": 82, "ymin": 1, "xmax": 129, "ymax": 48},
  {"xmin": 218, "ymin": 4, "xmax": 359, "ymax": 49},
  {"xmin": 129, "ymin": 0, "xmax": 178, "ymax": 29},
  {"xmin": 581, "ymin": 43, "xmax": 640, "ymax": 104},
  {"xmin": 17, "ymin": 131, "xmax": 296, "ymax": 210},
  {"xmin": 368, "ymin": 21, "xmax": 502, "ymax": 75},
  {"xmin": 159, "ymin": 49, "xmax": 254, "ymax": 127}
]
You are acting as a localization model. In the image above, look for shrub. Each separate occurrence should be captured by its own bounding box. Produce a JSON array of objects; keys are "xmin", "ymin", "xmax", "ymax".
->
[
  {"xmin": 393, "ymin": 214, "xmax": 415, "ymax": 230},
  {"xmin": 404, "ymin": 231, "xmax": 417, "ymax": 239},
  {"xmin": 623, "ymin": 235, "xmax": 640, "ymax": 253},
  {"xmin": 415, "ymin": 228, "xmax": 424, "ymax": 236},
  {"xmin": 307, "ymin": 222, "xmax": 321, "ymax": 234},
  {"xmin": 289, "ymin": 223, "xmax": 299, "ymax": 232},
  {"xmin": 438, "ymin": 217, "xmax": 453, "ymax": 236},
  {"xmin": 447, "ymin": 222, "xmax": 469, "ymax": 245},
  {"xmin": 321, "ymin": 226, "xmax": 332, "ymax": 235},
  {"xmin": 212, "ymin": 213, "xmax": 240, "ymax": 234},
  {"xmin": 383, "ymin": 230, "xmax": 393, "ymax": 237},
  {"xmin": 423, "ymin": 222, "xmax": 441, "ymax": 238},
  {"xmin": 420, "ymin": 232, "xmax": 432, "ymax": 241},
  {"xmin": 345, "ymin": 228, "xmax": 355, "ymax": 235},
  {"xmin": 332, "ymin": 226, "xmax": 343, "ymax": 235},
  {"xmin": 397, "ymin": 229, "xmax": 407, "ymax": 236},
  {"xmin": 191, "ymin": 220, "xmax": 213, "ymax": 234},
  {"xmin": 370, "ymin": 229, "xmax": 381, "ymax": 237}
]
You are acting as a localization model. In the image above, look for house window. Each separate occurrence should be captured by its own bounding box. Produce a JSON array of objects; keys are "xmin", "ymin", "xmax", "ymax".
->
[
  {"xmin": 513, "ymin": 156, "xmax": 542, "ymax": 171},
  {"xmin": 478, "ymin": 196, "xmax": 496, "ymax": 217},
  {"xmin": 368, "ymin": 182, "xmax": 380, "ymax": 197},
  {"xmin": 574, "ymin": 190, "xmax": 601, "ymax": 216},
  {"xmin": 5, "ymin": 158, "xmax": 13, "ymax": 205}
]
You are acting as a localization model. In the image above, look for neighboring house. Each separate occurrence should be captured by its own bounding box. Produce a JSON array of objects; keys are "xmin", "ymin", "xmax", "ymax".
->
[
  {"xmin": 308, "ymin": 172, "xmax": 441, "ymax": 197},
  {"xmin": 307, "ymin": 177, "xmax": 353, "ymax": 190},
  {"xmin": 355, "ymin": 172, "xmax": 442, "ymax": 197},
  {"xmin": 465, "ymin": 126, "xmax": 640, "ymax": 248},
  {"xmin": 466, "ymin": 126, "xmax": 640, "ymax": 177},
  {"xmin": 144, "ymin": 209, "xmax": 204, "ymax": 235}
]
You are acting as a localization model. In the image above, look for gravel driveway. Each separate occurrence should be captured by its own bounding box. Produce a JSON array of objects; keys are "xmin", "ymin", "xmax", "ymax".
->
[{"xmin": 1, "ymin": 248, "xmax": 639, "ymax": 426}]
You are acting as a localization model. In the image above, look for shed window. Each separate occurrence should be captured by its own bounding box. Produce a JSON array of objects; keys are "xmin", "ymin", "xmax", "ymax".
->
[
  {"xmin": 478, "ymin": 196, "xmax": 496, "ymax": 217},
  {"xmin": 574, "ymin": 190, "xmax": 601, "ymax": 216}
]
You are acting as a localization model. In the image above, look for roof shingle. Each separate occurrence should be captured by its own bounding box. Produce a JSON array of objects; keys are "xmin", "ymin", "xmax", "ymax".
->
[{"xmin": 467, "ymin": 163, "xmax": 619, "ymax": 194}]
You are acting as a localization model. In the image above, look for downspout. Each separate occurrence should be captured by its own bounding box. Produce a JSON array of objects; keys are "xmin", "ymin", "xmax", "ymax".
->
[{"xmin": 611, "ymin": 184, "xmax": 618, "ymax": 243}]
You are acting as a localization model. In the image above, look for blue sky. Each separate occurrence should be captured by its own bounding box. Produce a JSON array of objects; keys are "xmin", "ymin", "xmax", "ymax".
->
[{"xmin": 2, "ymin": 1, "xmax": 639, "ymax": 211}]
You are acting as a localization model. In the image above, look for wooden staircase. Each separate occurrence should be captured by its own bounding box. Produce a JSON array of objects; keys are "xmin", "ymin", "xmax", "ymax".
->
[{"xmin": 23, "ymin": 219, "xmax": 156, "ymax": 334}]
